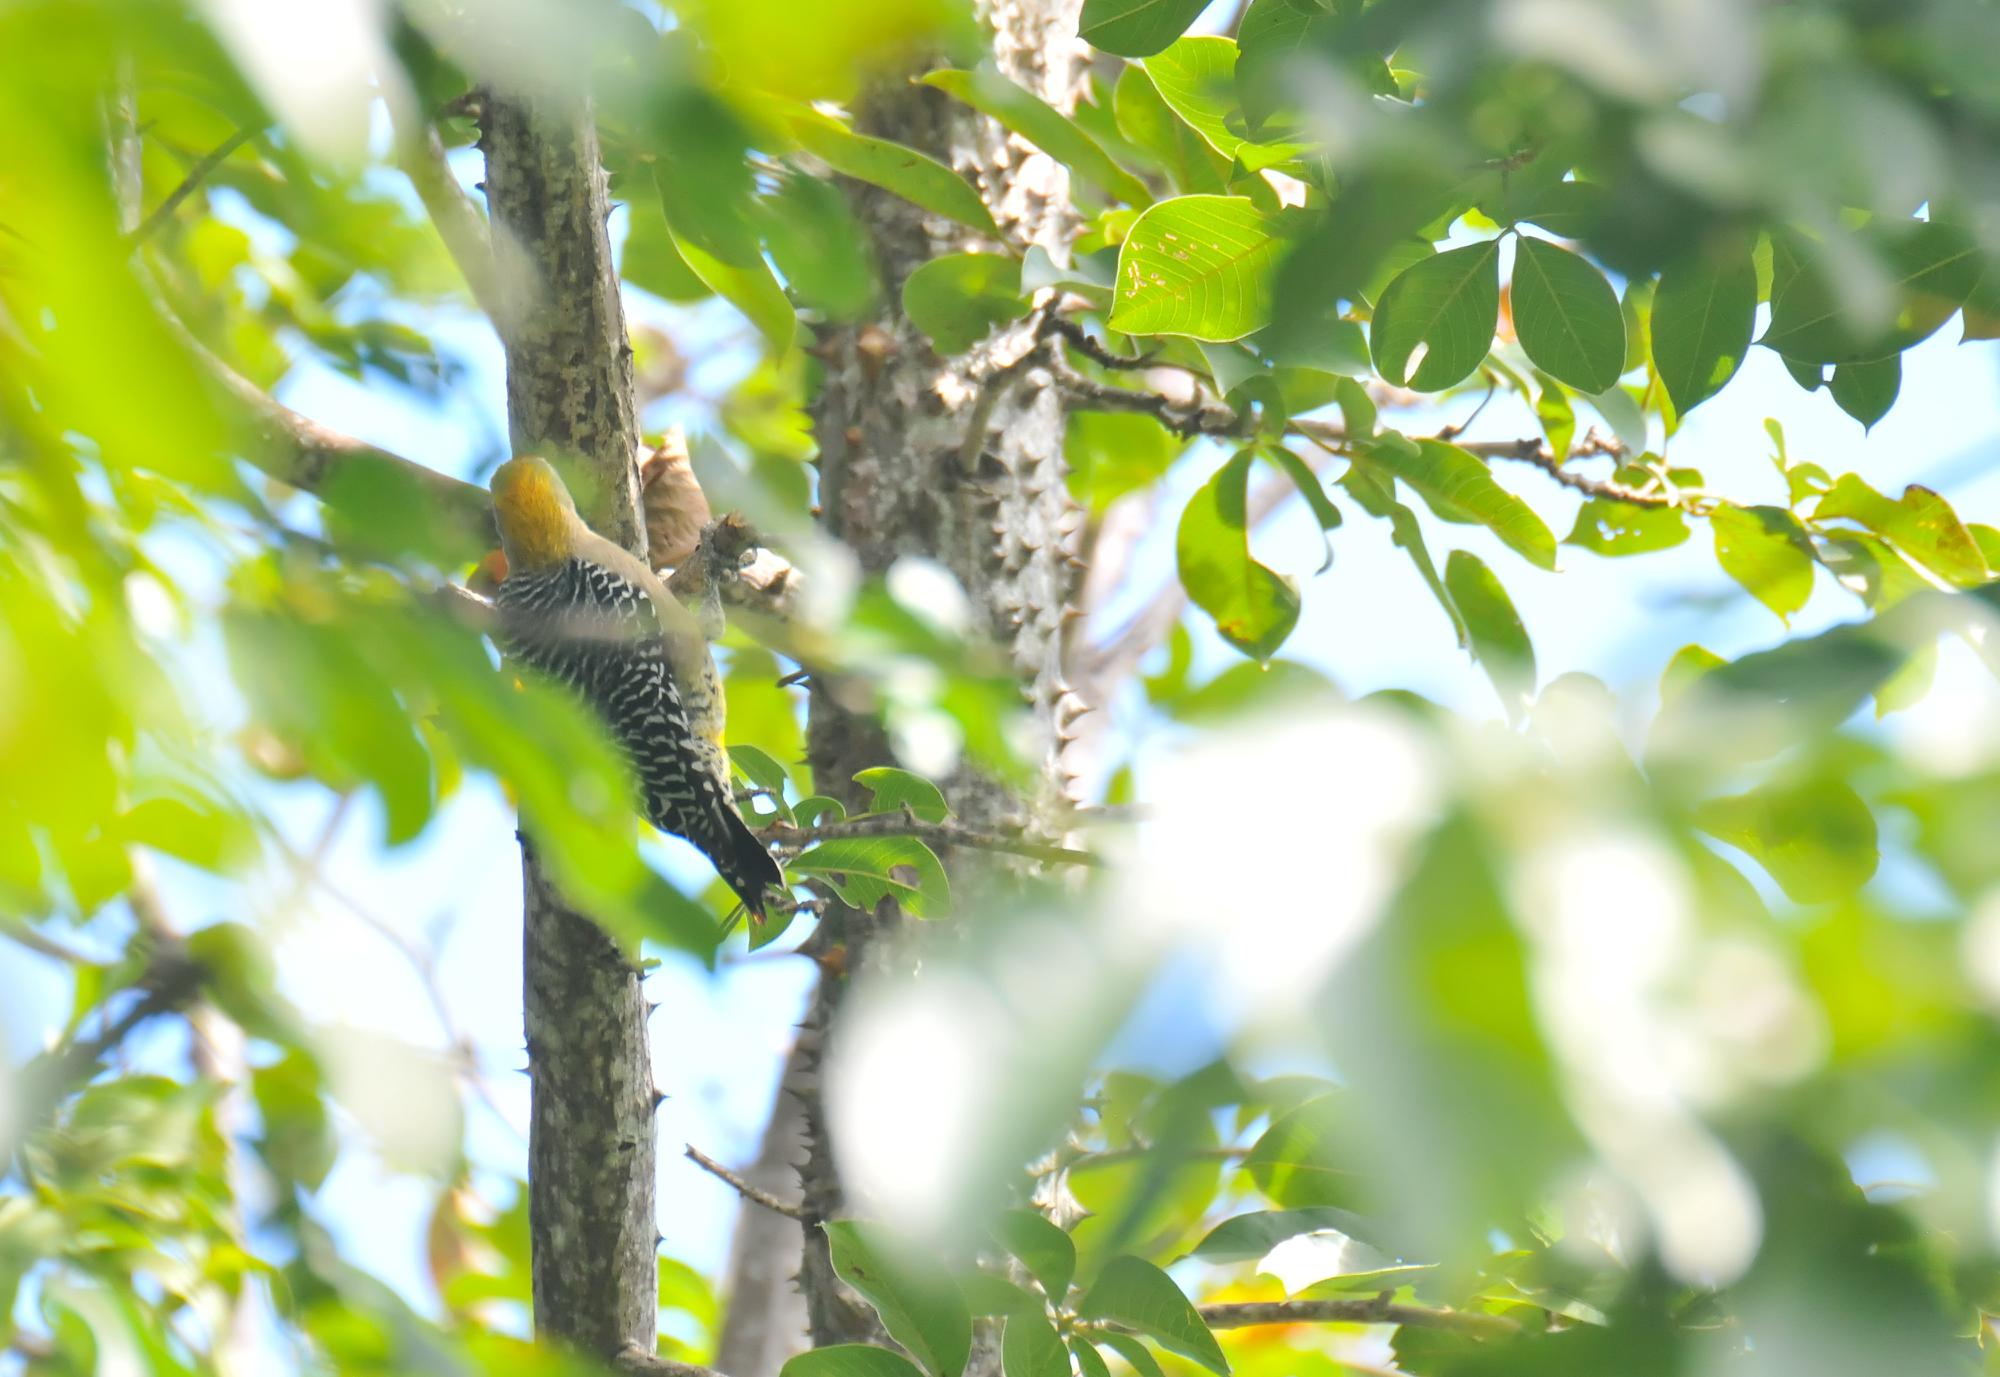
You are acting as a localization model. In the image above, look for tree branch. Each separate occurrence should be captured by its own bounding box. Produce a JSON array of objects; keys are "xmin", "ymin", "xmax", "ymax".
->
[
  {"xmin": 7, "ymin": 940, "xmax": 205, "ymax": 1150},
  {"xmin": 611, "ymin": 1343, "xmax": 730, "ymax": 1377},
  {"xmin": 770, "ymin": 811, "xmax": 1102, "ymax": 868},
  {"xmin": 127, "ymin": 126, "xmax": 261, "ymax": 244},
  {"xmin": 685, "ymin": 1144, "xmax": 810, "ymax": 1222},
  {"xmin": 390, "ymin": 109, "xmax": 507, "ymax": 322},
  {"xmin": 1194, "ymin": 1298, "xmax": 1520, "ymax": 1340}
]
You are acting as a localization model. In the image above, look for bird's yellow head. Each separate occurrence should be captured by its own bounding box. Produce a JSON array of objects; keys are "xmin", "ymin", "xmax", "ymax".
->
[{"xmin": 490, "ymin": 455, "xmax": 577, "ymax": 573}]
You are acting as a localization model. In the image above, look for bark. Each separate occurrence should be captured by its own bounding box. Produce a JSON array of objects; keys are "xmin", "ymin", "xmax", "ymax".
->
[
  {"xmin": 780, "ymin": 0, "xmax": 1090, "ymax": 1366},
  {"xmin": 479, "ymin": 90, "xmax": 658, "ymax": 1361}
]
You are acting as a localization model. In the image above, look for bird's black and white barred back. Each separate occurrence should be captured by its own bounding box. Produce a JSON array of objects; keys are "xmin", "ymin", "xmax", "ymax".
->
[{"xmin": 495, "ymin": 556, "xmax": 783, "ymax": 918}]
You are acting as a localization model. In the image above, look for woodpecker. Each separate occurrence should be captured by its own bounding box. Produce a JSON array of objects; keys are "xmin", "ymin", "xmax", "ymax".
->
[{"xmin": 488, "ymin": 455, "xmax": 782, "ymax": 919}]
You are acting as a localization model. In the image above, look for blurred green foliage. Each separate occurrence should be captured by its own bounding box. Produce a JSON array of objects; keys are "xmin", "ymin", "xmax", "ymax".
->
[{"xmin": 4, "ymin": 0, "xmax": 2000, "ymax": 1373}]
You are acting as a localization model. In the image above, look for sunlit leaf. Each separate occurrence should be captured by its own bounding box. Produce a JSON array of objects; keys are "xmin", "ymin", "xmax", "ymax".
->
[
  {"xmin": 1176, "ymin": 449, "xmax": 1301, "ymax": 659},
  {"xmin": 1813, "ymin": 477, "xmax": 1988, "ymax": 587},
  {"xmin": 1694, "ymin": 778, "xmax": 1880, "ymax": 904},
  {"xmin": 787, "ymin": 112, "xmax": 999, "ymax": 235},
  {"xmin": 1365, "ymin": 440, "xmax": 1557, "ymax": 571},
  {"xmin": 920, "ymin": 66, "xmax": 1152, "ymax": 206},
  {"xmin": 1142, "ymin": 37, "xmax": 1307, "ymax": 169},
  {"xmin": 1711, "ymin": 504, "xmax": 1817, "ymax": 622},
  {"xmin": 1110, "ymin": 196, "xmax": 1288, "ymax": 341},
  {"xmin": 853, "ymin": 766, "xmax": 950, "ymax": 823}
]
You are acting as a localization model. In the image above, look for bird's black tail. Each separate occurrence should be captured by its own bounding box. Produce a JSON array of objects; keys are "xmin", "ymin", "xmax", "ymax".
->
[{"xmin": 708, "ymin": 805, "xmax": 784, "ymax": 921}]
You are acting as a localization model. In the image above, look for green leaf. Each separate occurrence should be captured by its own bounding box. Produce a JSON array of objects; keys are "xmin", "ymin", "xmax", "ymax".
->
[
  {"xmin": 1829, "ymin": 355, "xmax": 1901, "ymax": 430},
  {"xmin": 1661, "ymin": 643, "xmax": 1727, "ymax": 707},
  {"xmin": 1242, "ymin": 1095, "xmax": 1361, "ymax": 1210},
  {"xmin": 1338, "ymin": 461, "xmax": 1468, "ymax": 647},
  {"xmin": 1813, "ymin": 476, "xmax": 1989, "ymax": 587},
  {"xmin": 1110, "ymin": 195, "xmax": 1287, "ymax": 341},
  {"xmin": 1368, "ymin": 439, "xmax": 1557, "ymax": 571},
  {"xmin": 1763, "ymin": 221, "xmax": 1983, "ymax": 365},
  {"xmin": 823, "ymin": 1223, "xmax": 972, "ymax": 1377},
  {"xmin": 1369, "ymin": 242, "xmax": 1501, "ymax": 391},
  {"xmin": 649, "ymin": 87, "xmax": 764, "ymax": 268},
  {"xmin": 790, "ymin": 837, "xmax": 952, "ymax": 917},
  {"xmin": 854, "ymin": 766, "xmax": 950, "ymax": 823},
  {"xmin": 1711, "ymin": 504, "xmax": 1817, "ymax": 622},
  {"xmin": 1510, "ymin": 237, "xmax": 1625, "ymax": 394},
  {"xmin": 1693, "ymin": 779, "xmax": 1879, "ymax": 904},
  {"xmin": 1445, "ymin": 550, "xmax": 1536, "ymax": 717},
  {"xmin": 1080, "ymin": 0, "xmax": 1211, "ymax": 57},
  {"xmin": 992, "ymin": 1210, "xmax": 1077, "ymax": 1301},
  {"xmin": 1001, "ymin": 1314, "xmax": 1069, "ymax": 1377},
  {"xmin": 665, "ymin": 220, "xmax": 798, "ymax": 355},
  {"xmin": 621, "ymin": 198, "xmax": 715, "ymax": 303},
  {"xmin": 1506, "ymin": 180, "xmax": 1609, "ymax": 240},
  {"xmin": 1236, "ymin": 0, "xmax": 1356, "ymax": 130},
  {"xmin": 1142, "ymin": 37, "xmax": 1305, "ymax": 169},
  {"xmin": 730, "ymin": 743, "xmax": 793, "ymax": 793},
  {"xmin": 921, "ymin": 66, "xmax": 1152, "ymax": 205},
  {"xmin": 1076, "ymin": 1257, "xmax": 1228, "ymax": 1376},
  {"xmin": 902, "ymin": 253, "xmax": 1028, "ymax": 354},
  {"xmin": 1097, "ymin": 1334, "xmax": 1167, "ymax": 1377},
  {"xmin": 1260, "ymin": 446, "xmax": 1339, "ymax": 571},
  {"xmin": 961, "ymin": 1274, "xmax": 1046, "ymax": 1317},
  {"xmin": 1565, "ymin": 476, "xmax": 1689, "ymax": 557},
  {"xmin": 250, "ymin": 1050, "xmax": 334, "ymax": 1190},
  {"xmin": 1176, "ymin": 450, "xmax": 1302, "ymax": 659},
  {"xmin": 788, "ymin": 113, "xmax": 999, "ymax": 236},
  {"xmin": 115, "ymin": 796, "xmax": 252, "ymax": 873},
  {"xmin": 1066, "ymin": 410, "xmax": 1183, "ymax": 512},
  {"xmin": 1533, "ymin": 371, "xmax": 1576, "ymax": 459},
  {"xmin": 781, "ymin": 1346, "xmax": 929, "ymax": 1377},
  {"xmin": 1189, "ymin": 1207, "xmax": 1386, "ymax": 1262},
  {"xmin": 1113, "ymin": 64, "xmax": 1230, "ymax": 195},
  {"xmin": 1070, "ymin": 1339, "xmax": 1112, "ymax": 1377},
  {"xmin": 761, "ymin": 173, "xmax": 878, "ymax": 320},
  {"xmin": 1652, "ymin": 242, "xmax": 1756, "ymax": 416}
]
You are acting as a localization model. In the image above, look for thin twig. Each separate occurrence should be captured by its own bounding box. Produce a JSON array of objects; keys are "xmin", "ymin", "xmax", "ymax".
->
[
  {"xmin": 127, "ymin": 126, "xmax": 260, "ymax": 244},
  {"xmin": 0, "ymin": 917, "xmax": 97, "ymax": 967},
  {"xmin": 685, "ymin": 1144, "xmax": 810, "ymax": 1222},
  {"xmin": 1056, "ymin": 368, "xmax": 1244, "ymax": 440},
  {"xmin": 772, "ymin": 811, "xmax": 1101, "ymax": 868},
  {"xmin": 1195, "ymin": 1298, "xmax": 1520, "ymax": 1340},
  {"xmin": 8, "ymin": 943, "xmax": 205, "ymax": 1145},
  {"xmin": 390, "ymin": 113, "xmax": 506, "ymax": 321},
  {"xmin": 1042, "ymin": 316, "xmax": 1158, "ymax": 371}
]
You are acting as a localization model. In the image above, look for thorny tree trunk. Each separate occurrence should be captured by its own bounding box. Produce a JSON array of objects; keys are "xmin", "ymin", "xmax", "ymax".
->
[
  {"xmin": 766, "ymin": 0, "xmax": 1092, "ymax": 1367},
  {"xmin": 480, "ymin": 90, "xmax": 658, "ymax": 1361}
]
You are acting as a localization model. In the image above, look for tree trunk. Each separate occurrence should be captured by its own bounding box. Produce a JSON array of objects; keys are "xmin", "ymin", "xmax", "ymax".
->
[
  {"xmin": 480, "ymin": 89, "xmax": 657, "ymax": 1361},
  {"xmin": 786, "ymin": 0, "xmax": 1089, "ymax": 1364}
]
